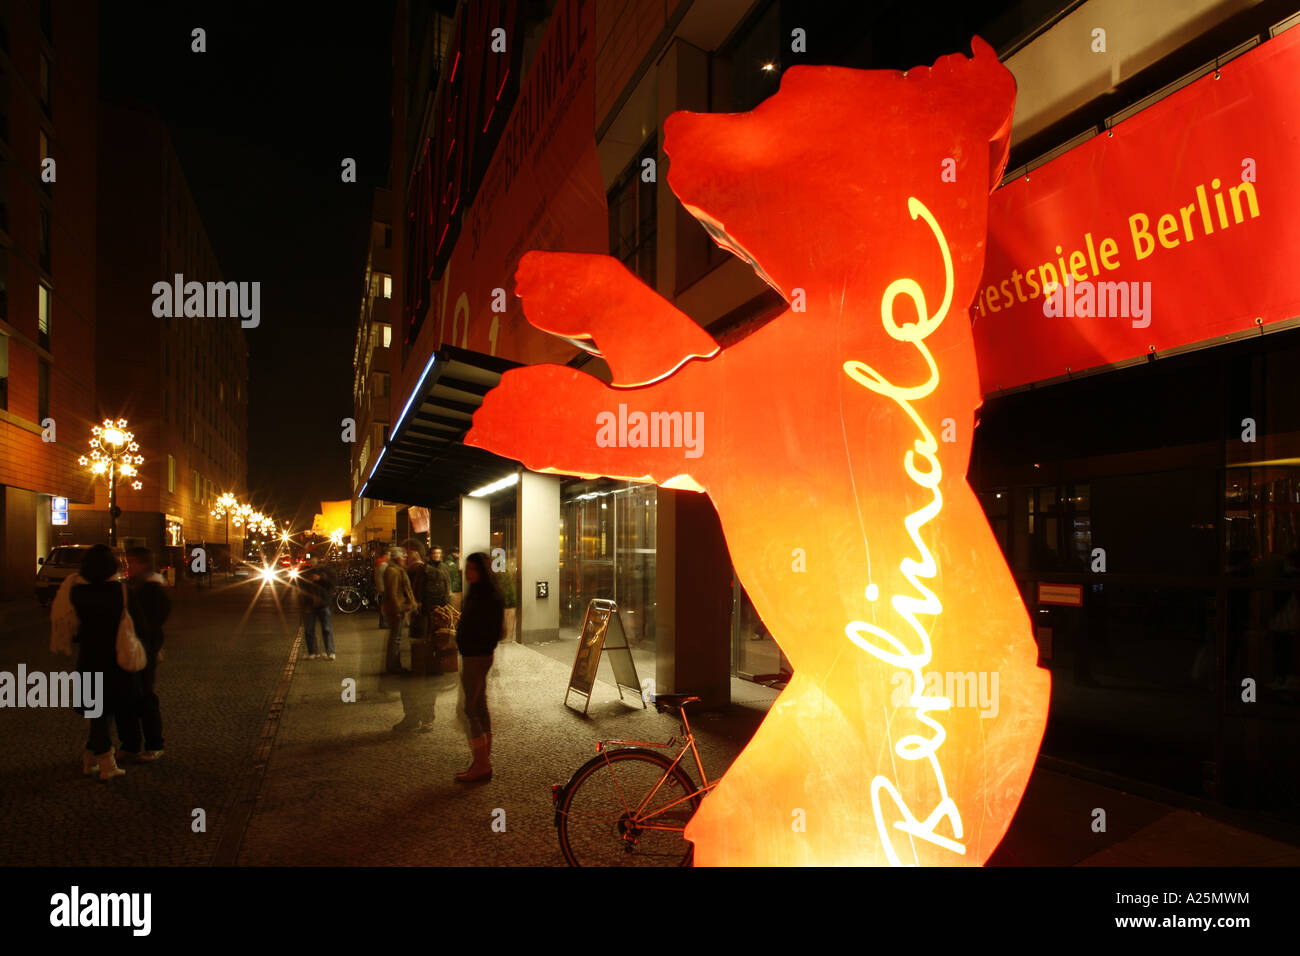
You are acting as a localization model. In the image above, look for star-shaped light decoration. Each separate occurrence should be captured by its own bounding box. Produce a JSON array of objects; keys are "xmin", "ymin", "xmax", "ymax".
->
[{"xmin": 82, "ymin": 417, "xmax": 144, "ymax": 490}]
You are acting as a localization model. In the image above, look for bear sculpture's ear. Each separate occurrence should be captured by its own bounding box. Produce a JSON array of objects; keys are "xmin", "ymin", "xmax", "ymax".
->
[{"xmin": 963, "ymin": 36, "xmax": 1017, "ymax": 191}]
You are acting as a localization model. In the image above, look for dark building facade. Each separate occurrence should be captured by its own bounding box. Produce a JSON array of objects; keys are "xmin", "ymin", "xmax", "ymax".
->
[
  {"xmin": 348, "ymin": 188, "xmax": 399, "ymax": 549},
  {"xmin": 0, "ymin": 0, "xmax": 98, "ymax": 598},
  {"xmin": 367, "ymin": 0, "xmax": 1300, "ymax": 837},
  {"xmin": 66, "ymin": 101, "xmax": 249, "ymax": 564}
]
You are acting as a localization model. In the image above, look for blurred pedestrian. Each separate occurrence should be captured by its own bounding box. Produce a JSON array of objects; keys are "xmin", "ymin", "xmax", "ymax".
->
[
  {"xmin": 117, "ymin": 547, "xmax": 171, "ymax": 762},
  {"xmin": 455, "ymin": 552, "xmax": 504, "ymax": 783},
  {"xmin": 442, "ymin": 546, "xmax": 463, "ymax": 610},
  {"xmin": 382, "ymin": 546, "xmax": 416, "ymax": 673},
  {"xmin": 393, "ymin": 539, "xmax": 437, "ymax": 731},
  {"xmin": 403, "ymin": 540, "xmax": 431, "ymax": 644},
  {"xmin": 375, "ymin": 547, "xmax": 391, "ymax": 628},
  {"xmin": 64, "ymin": 545, "xmax": 144, "ymax": 781},
  {"xmin": 428, "ymin": 546, "xmax": 451, "ymax": 606},
  {"xmin": 297, "ymin": 557, "xmax": 337, "ymax": 660}
]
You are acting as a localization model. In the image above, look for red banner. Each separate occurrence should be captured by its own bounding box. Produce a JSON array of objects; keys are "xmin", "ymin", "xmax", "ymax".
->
[
  {"xmin": 401, "ymin": 0, "xmax": 606, "ymax": 394},
  {"xmin": 973, "ymin": 26, "xmax": 1300, "ymax": 394}
]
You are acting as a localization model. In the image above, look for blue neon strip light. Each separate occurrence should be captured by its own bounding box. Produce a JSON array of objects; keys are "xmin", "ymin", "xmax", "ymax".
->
[{"xmin": 391, "ymin": 352, "xmax": 439, "ymax": 439}]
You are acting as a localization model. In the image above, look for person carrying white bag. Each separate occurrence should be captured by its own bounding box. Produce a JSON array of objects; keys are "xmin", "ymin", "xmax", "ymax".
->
[{"xmin": 50, "ymin": 544, "xmax": 147, "ymax": 781}]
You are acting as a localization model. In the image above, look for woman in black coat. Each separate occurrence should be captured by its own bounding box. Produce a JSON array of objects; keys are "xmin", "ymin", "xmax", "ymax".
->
[
  {"xmin": 71, "ymin": 545, "xmax": 143, "ymax": 781},
  {"xmin": 454, "ymin": 552, "xmax": 504, "ymax": 783}
]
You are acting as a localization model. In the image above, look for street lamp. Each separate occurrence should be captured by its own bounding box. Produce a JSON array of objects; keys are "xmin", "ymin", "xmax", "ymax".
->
[
  {"xmin": 234, "ymin": 503, "xmax": 254, "ymax": 562},
  {"xmin": 247, "ymin": 511, "xmax": 274, "ymax": 559},
  {"xmin": 78, "ymin": 418, "xmax": 144, "ymax": 547},
  {"xmin": 210, "ymin": 492, "xmax": 240, "ymax": 577}
]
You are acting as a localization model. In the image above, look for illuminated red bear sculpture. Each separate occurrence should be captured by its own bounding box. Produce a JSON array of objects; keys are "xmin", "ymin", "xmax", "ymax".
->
[{"xmin": 467, "ymin": 37, "xmax": 1051, "ymax": 866}]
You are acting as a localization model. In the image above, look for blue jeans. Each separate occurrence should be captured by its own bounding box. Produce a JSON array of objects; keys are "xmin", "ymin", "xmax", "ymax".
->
[{"xmin": 302, "ymin": 607, "xmax": 335, "ymax": 655}]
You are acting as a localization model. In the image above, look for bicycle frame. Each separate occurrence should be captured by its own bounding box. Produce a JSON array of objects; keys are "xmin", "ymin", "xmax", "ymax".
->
[{"xmin": 593, "ymin": 707, "xmax": 718, "ymax": 831}]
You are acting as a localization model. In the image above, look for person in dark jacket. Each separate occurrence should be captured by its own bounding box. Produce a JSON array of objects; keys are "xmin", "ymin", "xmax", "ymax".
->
[
  {"xmin": 117, "ymin": 546, "xmax": 171, "ymax": 763},
  {"xmin": 297, "ymin": 558, "xmax": 338, "ymax": 660},
  {"xmin": 393, "ymin": 539, "xmax": 435, "ymax": 732},
  {"xmin": 441, "ymin": 547, "xmax": 463, "ymax": 609},
  {"xmin": 428, "ymin": 546, "xmax": 452, "ymax": 609},
  {"xmin": 70, "ymin": 544, "xmax": 144, "ymax": 781},
  {"xmin": 454, "ymin": 552, "xmax": 504, "ymax": 783},
  {"xmin": 402, "ymin": 539, "xmax": 431, "ymax": 644}
]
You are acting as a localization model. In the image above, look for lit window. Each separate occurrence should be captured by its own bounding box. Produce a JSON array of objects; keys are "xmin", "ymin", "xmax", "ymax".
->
[
  {"xmin": 168, "ymin": 454, "xmax": 176, "ymax": 493},
  {"xmin": 382, "ymin": 275, "xmax": 392, "ymax": 299},
  {"xmin": 382, "ymin": 324, "xmax": 392, "ymax": 348},
  {"xmin": 38, "ymin": 283, "xmax": 51, "ymax": 350}
]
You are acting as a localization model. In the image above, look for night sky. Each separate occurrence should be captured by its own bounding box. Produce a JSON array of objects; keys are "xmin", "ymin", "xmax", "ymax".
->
[{"xmin": 99, "ymin": 2, "xmax": 395, "ymax": 530}]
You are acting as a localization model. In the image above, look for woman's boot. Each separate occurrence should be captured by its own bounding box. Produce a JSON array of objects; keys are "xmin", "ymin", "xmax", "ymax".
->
[
  {"xmin": 455, "ymin": 735, "xmax": 492, "ymax": 783},
  {"xmin": 81, "ymin": 749, "xmax": 97, "ymax": 776},
  {"xmin": 96, "ymin": 749, "xmax": 126, "ymax": 781}
]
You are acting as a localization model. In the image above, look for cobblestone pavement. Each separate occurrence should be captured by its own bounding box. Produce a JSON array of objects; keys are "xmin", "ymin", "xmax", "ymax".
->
[
  {"xmin": 235, "ymin": 608, "xmax": 763, "ymax": 865},
  {"xmin": 5, "ymin": 578, "xmax": 1298, "ymax": 867},
  {"xmin": 0, "ymin": 579, "xmax": 297, "ymax": 866}
]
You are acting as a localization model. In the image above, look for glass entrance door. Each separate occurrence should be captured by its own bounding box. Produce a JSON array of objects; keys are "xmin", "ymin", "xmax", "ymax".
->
[
  {"xmin": 732, "ymin": 578, "xmax": 790, "ymax": 684},
  {"xmin": 560, "ymin": 483, "xmax": 658, "ymax": 648}
]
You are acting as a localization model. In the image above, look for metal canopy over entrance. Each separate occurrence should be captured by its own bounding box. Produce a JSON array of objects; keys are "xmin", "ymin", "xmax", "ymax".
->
[{"xmin": 361, "ymin": 344, "xmax": 522, "ymax": 508}]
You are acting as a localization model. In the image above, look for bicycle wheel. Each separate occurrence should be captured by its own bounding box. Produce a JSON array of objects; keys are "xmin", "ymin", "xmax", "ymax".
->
[
  {"xmin": 335, "ymin": 587, "xmax": 362, "ymax": 614},
  {"xmin": 557, "ymin": 748, "xmax": 700, "ymax": 866}
]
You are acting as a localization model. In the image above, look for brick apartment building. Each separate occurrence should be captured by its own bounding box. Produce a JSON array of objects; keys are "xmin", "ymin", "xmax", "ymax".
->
[
  {"xmin": 65, "ymin": 100, "xmax": 249, "ymax": 567},
  {"xmin": 348, "ymin": 188, "xmax": 398, "ymax": 551},
  {"xmin": 0, "ymin": 0, "xmax": 98, "ymax": 599}
]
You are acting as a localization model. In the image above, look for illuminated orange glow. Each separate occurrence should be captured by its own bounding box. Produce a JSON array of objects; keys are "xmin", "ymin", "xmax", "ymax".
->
[{"xmin": 466, "ymin": 37, "xmax": 1050, "ymax": 865}]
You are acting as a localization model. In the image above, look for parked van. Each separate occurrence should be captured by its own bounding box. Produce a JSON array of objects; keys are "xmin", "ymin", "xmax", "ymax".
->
[{"xmin": 34, "ymin": 545, "xmax": 126, "ymax": 606}]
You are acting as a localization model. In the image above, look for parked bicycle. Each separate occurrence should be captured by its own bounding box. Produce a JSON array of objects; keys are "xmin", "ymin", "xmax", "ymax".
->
[
  {"xmin": 552, "ymin": 694, "xmax": 717, "ymax": 866},
  {"xmin": 333, "ymin": 564, "xmax": 378, "ymax": 614},
  {"xmin": 334, "ymin": 585, "xmax": 375, "ymax": 614}
]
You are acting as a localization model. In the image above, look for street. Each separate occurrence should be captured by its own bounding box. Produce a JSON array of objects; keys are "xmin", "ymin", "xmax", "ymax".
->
[
  {"xmin": 0, "ymin": 579, "xmax": 756, "ymax": 867},
  {"xmin": 3, "ymin": 577, "xmax": 1299, "ymax": 868}
]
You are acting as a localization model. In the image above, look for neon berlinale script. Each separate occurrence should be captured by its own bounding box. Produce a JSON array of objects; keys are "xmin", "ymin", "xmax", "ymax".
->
[{"xmin": 466, "ymin": 37, "xmax": 1051, "ymax": 865}]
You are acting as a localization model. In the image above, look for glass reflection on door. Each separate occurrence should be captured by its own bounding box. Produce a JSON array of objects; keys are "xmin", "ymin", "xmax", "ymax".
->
[
  {"xmin": 615, "ymin": 488, "xmax": 656, "ymax": 647},
  {"xmin": 733, "ymin": 578, "xmax": 790, "ymax": 684},
  {"xmin": 559, "ymin": 483, "xmax": 657, "ymax": 649}
]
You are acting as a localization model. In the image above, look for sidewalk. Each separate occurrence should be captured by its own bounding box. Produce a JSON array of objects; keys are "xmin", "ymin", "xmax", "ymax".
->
[
  {"xmin": 994, "ymin": 764, "xmax": 1300, "ymax": 866},
  {"xmin": 0, "ymin": 597, "xmax": 46, "ymax": 640},
  {"xmin": 0, "ymin": 581, "xmax": 298, "ymax": 867},
  {"xmin": 235, "ymin": 611, "xmax": 762, "ymax": 865},
  {"xmin": 235, "ymin": 607, "xmax": 1300, "ymax": 866}
]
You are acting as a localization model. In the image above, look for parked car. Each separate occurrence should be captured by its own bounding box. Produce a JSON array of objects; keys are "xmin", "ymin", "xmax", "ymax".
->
[{"xmin": 35, "ymin": 545, "xmax": 126, "ymax": 606}]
